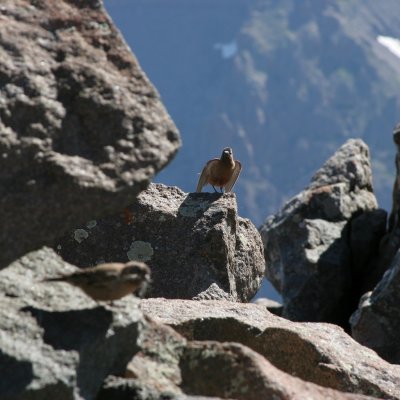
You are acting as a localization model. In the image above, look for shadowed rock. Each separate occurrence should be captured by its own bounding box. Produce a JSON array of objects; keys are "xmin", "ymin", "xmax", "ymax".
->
[
  {"xmin": 351, "ymin": 249, "xmax": 400, "ymax": 364},
  {"xmin": 350, "ymin": 126, "xmax": 400, "ymax": 364},
  {"xmin": 351, "ymin": 125, "xmax": 400, "ymax": 317},
  {"xmin": 0, "ymin": 0, "xmax": 180, "ymax": 268},
  {"xmin": 259, "ymin": 139, "xmax": 383, "ymax": 326},
  {"xmin": 350, "ymin": 209, "xmax": 387, "ymax": 296},
  {"xmin": 55, "ymin": 183, "xmax": 265, "ymax": 302},
  {"xmin": 141, "ymin": 298, "xmax": 400, "ymax": 399},
  {"xmin": 388, "ymin": 124, "xmax": 400, "ymax": 233}
]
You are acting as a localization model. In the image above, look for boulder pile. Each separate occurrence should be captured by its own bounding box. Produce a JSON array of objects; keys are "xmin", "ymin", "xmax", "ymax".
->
[{"xmin": 2, "ymin": 1, "xmax": 400, "ymax": 399}]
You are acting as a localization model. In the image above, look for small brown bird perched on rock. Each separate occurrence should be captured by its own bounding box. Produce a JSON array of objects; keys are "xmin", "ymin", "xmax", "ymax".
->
[
  {"xmin": 43, "ymin": 261, "xmax": 151, "ymax": 301},
  {"xmin": 196, "ymin": 147, "xmax": 242, "ymax": 193}
]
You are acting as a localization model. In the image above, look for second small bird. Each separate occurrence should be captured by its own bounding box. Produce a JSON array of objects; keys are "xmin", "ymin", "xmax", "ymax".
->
[
  {"xmin": 196, "ymin": 147, "xmax": 242, "ymax": 193},
  {"xmin": 43, "ymin": 261, "xmax": 150, "ymax": 302}
]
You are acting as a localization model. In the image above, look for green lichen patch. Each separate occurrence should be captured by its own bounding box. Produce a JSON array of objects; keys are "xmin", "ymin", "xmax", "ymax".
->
[
  {"xmin": 74, "ymin": 229, "xmax": 89, "ymax": 243},
  {"xmin": 127, "ymin": 241, "xmax": 154, "ymax": 262}
]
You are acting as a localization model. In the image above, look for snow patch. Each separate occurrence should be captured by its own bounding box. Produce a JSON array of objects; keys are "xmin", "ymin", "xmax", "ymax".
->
[{"xmin": 377, "ymin": 35, "xmax": 400, "ymax": 59}]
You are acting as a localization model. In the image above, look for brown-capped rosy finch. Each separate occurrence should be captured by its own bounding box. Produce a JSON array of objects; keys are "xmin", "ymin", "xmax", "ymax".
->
[
  {"xmin": 196, "ymin": 147, "xmax": 242, "ymax": 193},
  {"xmin": 44, "ymin": 261, "xmax": 150, "ymax": 301}
]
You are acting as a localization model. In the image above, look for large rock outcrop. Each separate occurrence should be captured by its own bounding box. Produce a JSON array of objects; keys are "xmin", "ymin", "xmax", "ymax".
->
[
  {"xmin": 142, "ymin": 298, "xmax": 400, "ymax": 400},
  {"xmin": 55, "ymin": 183, "xmax": 265, "ymax": 302},
  {"xmin": 0, "ymin": 0, "xmax": 180, "ymax": 268},
  {"xmin": 0, "ymin": 247, "xmax": 369, "ymax": 400},
  {"xmin": 259, "ymin": 139, "xmax": 385, "ymax": 326},
  {"xmin": 99, "ymin": 317, "xmax": 368, "ymax": 400}
]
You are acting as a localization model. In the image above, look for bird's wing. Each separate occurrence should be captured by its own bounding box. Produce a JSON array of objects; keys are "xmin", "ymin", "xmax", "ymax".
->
[
  {"xmin": 70, "ymin": 268, "xmax": 120, "ymax": 287},
  {"xmin": 224, "ymin": 160, "xmax": 242, "ymax": 192},
  {"xmin": 196, "ymin": 159, "xmax": 218, "ymax": 192},
  {"xmin": 42, "ymin": 266, "xmax": 120, "ymax": 288}
]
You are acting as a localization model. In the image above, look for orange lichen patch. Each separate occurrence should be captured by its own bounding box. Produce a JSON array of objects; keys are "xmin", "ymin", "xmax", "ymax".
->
[
  {"xmin": 306, "ymin": 185, "xmax": 333, "ymax": 201},
  {"xmin": 303, "ymin": 185, "xmax": 336, "ymax": 205},
  {"xmin": 124, "ymin": 207, "xmax": 134, "ymax": 225},
  {"xmin": 310, "ymin": 185, "xmax": 333, "ymax": 195}
]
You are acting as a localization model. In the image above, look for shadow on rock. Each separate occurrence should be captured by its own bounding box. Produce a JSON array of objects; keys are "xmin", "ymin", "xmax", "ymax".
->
[
  {"xmin": 0, "ymin": 352, "xmax": 33, "ymax": 397},
  {"xmin": 177, "ymin": 192, "xmax": 223, "ymax": 218},
  {"xmin": 21, "ymin": 306, "xmax": 113, "ymax": 351}
]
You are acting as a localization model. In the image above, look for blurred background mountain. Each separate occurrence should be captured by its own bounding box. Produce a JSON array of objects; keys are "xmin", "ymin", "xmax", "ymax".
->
[{"xmin": 104, "ymin": 0, "xmax": 400, "ymax": 298}]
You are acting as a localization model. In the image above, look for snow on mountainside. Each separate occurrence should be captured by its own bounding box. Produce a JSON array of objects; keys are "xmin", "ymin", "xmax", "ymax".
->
[{"xmin": 378, "ymin": 35, "xmax": 400, "ymax": 59}]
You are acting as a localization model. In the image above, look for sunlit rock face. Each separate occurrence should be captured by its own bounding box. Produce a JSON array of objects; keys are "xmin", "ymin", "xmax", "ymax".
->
[
  {"xmin": 55, "ymin": 183, "xmax": 265, "ymax": 302},
  {"xmin": 0, "ymin": 0, "xmax": 180, "ymax": 268}
]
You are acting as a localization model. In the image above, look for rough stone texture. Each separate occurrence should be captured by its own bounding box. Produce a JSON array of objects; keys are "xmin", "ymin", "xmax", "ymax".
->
[
  {"xmin": 56, "ymin": 183, "xmax": 265, "ymax": 302},
  {"xmin": 0, "ymin": 247, "xmax": 144, "ymax": 400},
  {"xmin": 0, "ymin": 247, "xmax": 387, "ymax": 400},
  {"xmin": 179, "ymin": 341, "xmax": 370, "ymax": 400},
  {"xmin": 124, "ymin": 316, "xmax": 185, "ymax": 398},
  {"xmin": 351, "ymin": 249, "xmax": 400, "ymax": 364},
  {"xmin": 99, "ymin": 318, "xmax": 227, "ymax": 400},
  {"xmin": 0, "ymin": 0, "xmax": 180, "ymax": 268},
  {"xmin": 98, "ymin": 376, "xmax": 222, "ymax": 400},
  {"xmin": 0, "ymin": 247, "xmax": 221, "ymax": 400},
  {"xmin": 192, "ymin": 283, "xmax": 235, "ymax": 301},
  {"xmin": 99, "ymin": 316, "xmax": 370, "ymax": 400},
  {"xmin": 142, "ymin": 298, "xmax": 400, "ymax": 400},
  {"xmin": 259, "ymin": 139, "xmax": 380, "ymax": 326}
]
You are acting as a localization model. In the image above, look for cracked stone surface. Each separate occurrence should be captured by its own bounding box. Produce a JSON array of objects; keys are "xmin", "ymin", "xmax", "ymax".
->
[
  {"xmin": 142, "ymin": 298, "xmax": 400, "ymax": 400},
  {"xmin": 55, "ymin": 183, "xmax": 265, "ymax": 302}
]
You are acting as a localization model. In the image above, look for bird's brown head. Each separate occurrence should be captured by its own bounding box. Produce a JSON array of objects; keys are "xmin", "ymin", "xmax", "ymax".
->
[
  {"xmin": 121, "ymin": 261, "xmax": 151, "ymax": 283},
  {"xmin": 220, "ymin": 147, "xmax": 233, "ymax": 162}
]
